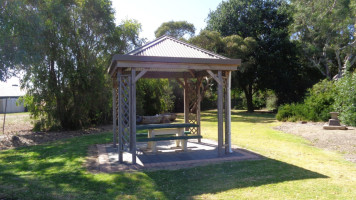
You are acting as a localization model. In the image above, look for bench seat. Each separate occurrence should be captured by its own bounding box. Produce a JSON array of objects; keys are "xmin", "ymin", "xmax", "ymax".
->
[{"xmin": 137, "ymin": 135, "xmax": 202, "ymax": 142}]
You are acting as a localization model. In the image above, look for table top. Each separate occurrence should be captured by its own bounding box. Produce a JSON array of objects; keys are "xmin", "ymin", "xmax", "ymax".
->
[{"xmin": 136, "ymin": 123, "xmax": 199, "ymax": 130}]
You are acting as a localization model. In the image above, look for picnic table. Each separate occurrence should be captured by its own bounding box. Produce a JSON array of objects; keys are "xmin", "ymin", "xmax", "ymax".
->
[{"xmin": 136, "ymin": 123, "xmax": 201, "ymax": 153}]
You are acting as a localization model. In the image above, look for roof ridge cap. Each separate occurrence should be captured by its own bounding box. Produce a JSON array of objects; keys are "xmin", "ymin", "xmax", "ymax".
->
[
  {"xmin": 163, "ymin": 36, "xmax": 228, "ymax": 59},
  {"xmin": 127, "ymin": 35, "xmax": 229, "ymax": 59},
  {"xmin": 126, "ymin": 35, "xmax": 168, "ymax": 55}
]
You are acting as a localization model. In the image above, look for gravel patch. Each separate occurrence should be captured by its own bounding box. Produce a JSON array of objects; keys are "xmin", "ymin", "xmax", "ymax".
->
[{"xmin": 274, "ymin": 122, "xmax": 356, "ymax": 163}]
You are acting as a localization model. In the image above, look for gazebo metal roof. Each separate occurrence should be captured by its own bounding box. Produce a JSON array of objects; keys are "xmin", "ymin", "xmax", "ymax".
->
[
  {"xmin": 127, "ymin": 35, "xmax": 227, "ymax": 59},
  {"xmin": 108, "ymin": 36, "xmax": 240, "ymax": 77},
  {"xmin": 109, "ymin": 35, "xmax": 241, "ymax": 164}
]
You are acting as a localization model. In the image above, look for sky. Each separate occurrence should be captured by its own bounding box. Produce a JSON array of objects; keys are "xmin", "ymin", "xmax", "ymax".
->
[
  {"xmin": 112, "ymin": 0, "xmax": 224, "ymax": 41},
  {"xmin": 1, "ymin": 0, "xmax": 223, "ymax": 87}
]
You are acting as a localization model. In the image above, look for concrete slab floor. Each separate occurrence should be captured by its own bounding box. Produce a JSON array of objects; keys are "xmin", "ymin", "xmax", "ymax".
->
[{"xmin": 97, "ymin": 139, "xmax": 263, "ymax": 172}]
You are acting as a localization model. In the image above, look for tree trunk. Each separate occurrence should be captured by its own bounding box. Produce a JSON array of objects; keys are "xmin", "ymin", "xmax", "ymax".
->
[{"xmin": 243, "ymin": 85, "xmax": 254, "ymax": 112}]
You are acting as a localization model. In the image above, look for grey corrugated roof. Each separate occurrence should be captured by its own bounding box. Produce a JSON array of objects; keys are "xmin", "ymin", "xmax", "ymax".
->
[{"xmin": 127, "ymin": 35, "xmax": 228, "ymax": 59}]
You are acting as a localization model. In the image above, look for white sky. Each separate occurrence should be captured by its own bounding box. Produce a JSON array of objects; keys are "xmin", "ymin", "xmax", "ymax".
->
[
  {"xmin": 112, "ymin": 0, "xmax": 223, "ymax": 41},
  {"xmin": 1, "ymin": 1, "xmax": 223, "ymax": 87}
]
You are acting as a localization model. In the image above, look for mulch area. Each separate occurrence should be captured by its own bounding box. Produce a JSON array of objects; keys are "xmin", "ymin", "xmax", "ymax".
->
[
  {"xmin": 274, "ymin": 122, "xmax": 356, "ymax": 163},
  {"xmin": 0, "ymin": 125, "xmax": 112, "ymax": 150}
]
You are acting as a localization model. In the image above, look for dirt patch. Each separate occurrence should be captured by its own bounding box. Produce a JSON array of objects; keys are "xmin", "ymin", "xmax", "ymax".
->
[
  {"xmin": 0, "ymin": 125, "xmax": 112, "ymax": 150},
  {"xmin": 0, "ymin": 113, "xmax": 33, "ymax": 134},
  {"xmin": 0, "ymin": 112, "xmax": 113, "ymax": 150},
  {"xmin": 85, "ymin": 145, "xmax": 101, "ymax": 173},
  {"xmin": 274, "ymin": 122, "xmax": 356, "ymax": 163}
]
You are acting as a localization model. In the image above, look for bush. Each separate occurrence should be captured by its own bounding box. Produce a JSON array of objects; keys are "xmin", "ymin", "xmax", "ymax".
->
[
  {"xmin": 265, "ymin": 90, "xmax": 278, "ymax": 111},
  {"xmin": 303, "ymin": 79, "xmax": 336, "ymax": 121},
  {"xmin": 333, "ymin": 72, "xmax": 356, "ymax": 126},
  {"xmin": 277, "ymin": 79, "xmax": 335, "ymax": 122},
  {"xmin": 136, "ymin": 79, "xmax": 175, "ymax": 116},
  {"xmin": 276, "ymin": 103, "xmax": 308, "ymax": 122}
]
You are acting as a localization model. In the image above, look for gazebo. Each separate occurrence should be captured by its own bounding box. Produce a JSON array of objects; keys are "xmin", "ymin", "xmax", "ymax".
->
[{"xmin": 108, "ymin": 36, "xmax": 241, "ymax": 164}]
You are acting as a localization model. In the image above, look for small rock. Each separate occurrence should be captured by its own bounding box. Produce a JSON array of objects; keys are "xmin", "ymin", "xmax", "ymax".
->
[
  {"xmin": 11, "ymin": 135, "xmax": 20, "ymax": 142},
  {"xmin": 11, "ymin": 135, "xmax": 23, "ymax": 146}
]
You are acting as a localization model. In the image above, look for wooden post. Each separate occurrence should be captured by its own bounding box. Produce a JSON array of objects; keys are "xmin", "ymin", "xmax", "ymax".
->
[
  {"xmin": 225, "ymin": 71, "xmax": 232, "ymax": 154},
  {"xmin": 196, "ymin": 77, "xmax": 202, "ymax": 143},
  {"xmin": 217, "ymin": 71, "xmax": 224, "ymax": 157},
  {"xmin": 117, "ymin": 71, "xmax": 123, "ymax": 163},
  {"xmin": 184, "ymin": 77, "xmax": 189, "ymax": 127},
  {"xmin": 112, "ymin": 80, "xmax": 117, "ymax": 148},
  {"xmin": 130, "ymin": 69, "xmax": 137, "ymax": 164}
]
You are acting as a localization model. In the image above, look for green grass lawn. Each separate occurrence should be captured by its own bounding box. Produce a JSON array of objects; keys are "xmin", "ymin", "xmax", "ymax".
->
[{"xmin": 1, "ymin": 110, "xmax": 356, "ymax": 199}]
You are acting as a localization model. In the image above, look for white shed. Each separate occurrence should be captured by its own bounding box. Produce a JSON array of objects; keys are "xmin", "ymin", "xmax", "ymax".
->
[{"xmin": 0, "ymin": 78, "xmax": 26, "ymax": 113}]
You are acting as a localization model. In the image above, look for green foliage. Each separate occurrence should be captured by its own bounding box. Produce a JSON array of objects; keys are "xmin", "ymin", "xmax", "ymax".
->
[
  {"xmin": 154, "ymin": 21, "xmax": 195, "ymax": 39},
  {"xmin": 277, "ymin": 75, "xmax": 356, "ymax": 126},
  {"xmin": 1, "ymin": 0, "xmax": 142, "ymax": 130},
  {"xmin": 277, "ymin": 79, "xmax": 336, "ymax": 122},
  {"xmin": 290, "ymin": 0, "xmax": 356, "ymax": 78},
  {"xmin": 303, "ymin": 79, "xmax": 336, "ymax": 121},
  {"xmin": 276, "ymin": 103, "xmax": 307, "ymax": 122},
  {"xmin": 189, "ymin": 30, "xmax": 225, "ymax": 53},
  {"xmin": 266, "ymin": 91, "xmax": 278, "ymax": 110},
  {"xmin": 190, "ymin": 31, "xmax": 259, "ymax": 112},
  {"xmin": 333, "ymin": 72, "xmax": 356, "ymax": 126},
  {"xmin": 205, "ymin": 0, "xmax": 310, "ymax": 111},
  {"xmin": 136, "ymin": 79, "xmax": 174, "ymax": 115}
]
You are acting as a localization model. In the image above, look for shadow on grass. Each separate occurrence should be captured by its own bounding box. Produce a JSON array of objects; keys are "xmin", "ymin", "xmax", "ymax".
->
[
  {"xmin": 0, "ymin": 132, "xmax": 327, "ymax": 199},
  {"xmin": 0, "ymin": 133, "xmax": 159, "ymax": 199},
  {"xmin": 145, "ymin": 158, "xmax": 328, "ymax": 198}
]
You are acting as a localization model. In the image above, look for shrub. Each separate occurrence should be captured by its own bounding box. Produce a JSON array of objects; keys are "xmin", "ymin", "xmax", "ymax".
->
[
  {"xmin": 277, "ymin": 79, "xmax": 335, "ymax": 122},
  {"xmin": 266, "ymin": 90, "xmax": 278, "ymax": 111},
  {"xmin": 276, "ymin": 103, "xmax": 308, "ymax": 122},
  {"xmin": 136, "ymin": 79, "xmax": 175, "ymax": 116},
  {"xmin": 333, "ymin": 72, "xmax": 356, "ymax": 126},
  {"xmin": 303, "ymin": 79, "xmax": 336, "ymax": 121}
]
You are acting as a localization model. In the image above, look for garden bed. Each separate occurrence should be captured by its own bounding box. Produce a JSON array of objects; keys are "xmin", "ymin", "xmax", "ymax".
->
[{"xmin": 0, "ymin": 112, "xmax": 111, "ymax": 150}]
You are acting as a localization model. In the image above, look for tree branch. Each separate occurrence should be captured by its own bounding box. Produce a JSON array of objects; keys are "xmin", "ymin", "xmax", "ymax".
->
[
  {"xmin": 335, "ymin": 50, "xmax": 342, "ymax": 75},
  {"xmin": 308, "ymin": 57, "xmax": 326, "ymax": 77},
  {"xmin": 350, "ymin": 55, "xmax": 356, "ymax": 67},
  {"xmin": 327, "ymin": 0, "xmax": 337, "ymax": 14},
  {"xmin": 339, "ymin": 39, "xmax": 356, "ymax": 51}
]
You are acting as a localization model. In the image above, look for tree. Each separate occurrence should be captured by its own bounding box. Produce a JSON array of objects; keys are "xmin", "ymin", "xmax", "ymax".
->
[
  {"xmin": 190, "ymin": 31, "xmax": 258, "ymax": 112},
  {"xmin": 155, "ymin": 21, "xmax": 195, "ymax": 39},
  {"xmin": 189, "ymin": 30, "xmax": 225, "ymax": 54},
  {"xmin": 2, "ymin": 0, "xmax": 142, "ymax": 129},
  {"xmin": 136, "ymin": 79, "xmax": 174, "ymax": 116},
  {"xmin": 334, "ymin": 71, "xmax": 356, "ymax": 126},
  {"xmin": 223, "ymin": 35, "xmax": 258, "ymax": 112},
  {"xmin": 0, "ymin": 0, "xmax": 43, "ymax": 81},
  {"xmin": 206, "ymin": 0, "xmax": 306, "ymax": 111},
  {"xmin": 291, "ymin": 0, "xmax": 356, "ymax": 79}
]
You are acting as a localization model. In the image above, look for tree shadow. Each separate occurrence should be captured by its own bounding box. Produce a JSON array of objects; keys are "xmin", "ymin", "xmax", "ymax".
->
[
  {"xmin": 200, "ymin": 110, "xmax": 276, "ymax": 124},
  {"xmin": 0, "ymin": 134, "xmax": 167, "ymax": 199},
  {"xmin": 0, "ymin": 133, "xmax": 329, "ymax": 199},
  {"xmin": 145, "ymin": 158, "xmax": 328, "ymax": 199}
]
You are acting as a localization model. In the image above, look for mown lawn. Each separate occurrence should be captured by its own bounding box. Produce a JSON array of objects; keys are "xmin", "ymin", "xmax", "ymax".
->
[{"xmin": 0, "ymin": 110, "xmax": 355, "ymax": 199}]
